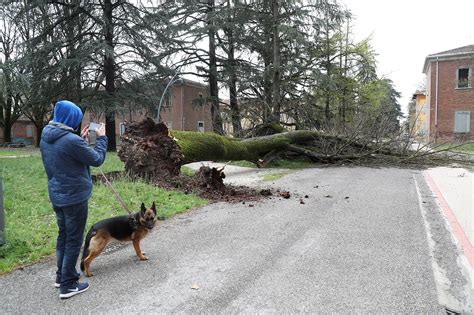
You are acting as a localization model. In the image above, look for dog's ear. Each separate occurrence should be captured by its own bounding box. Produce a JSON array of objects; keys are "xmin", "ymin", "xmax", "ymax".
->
[
  {"xmin": 151, "ymin": 202, "xmax": 156, "ymax": 214},
  {"xmin": 140, "ymin": 202, "xmax": 146, "ymax": 214}
]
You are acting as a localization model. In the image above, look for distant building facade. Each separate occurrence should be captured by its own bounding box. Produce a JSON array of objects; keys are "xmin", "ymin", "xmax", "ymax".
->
[
  {"xmin": 1, "ymin": 78, "xmax": 212, "ymax": 146},
  {"xmin": 0, "ymin": 115, "xmax": 37, "ymax": 145},
  {"xmin": 83, "ymin": 78, "xmax": 212, "ymax": 145},
  {"xmin": 423, "ymin": 45, "xmax": 474, "ymax": 141},
  {"xmin": 408, "ymin": 90, "xmax": 428, "ymax": 141}
]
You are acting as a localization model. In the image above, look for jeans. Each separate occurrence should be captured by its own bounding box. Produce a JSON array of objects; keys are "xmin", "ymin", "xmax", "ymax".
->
[{"xmin": 53, "ymin": 200, "xmax": 88, "ymax": 289}]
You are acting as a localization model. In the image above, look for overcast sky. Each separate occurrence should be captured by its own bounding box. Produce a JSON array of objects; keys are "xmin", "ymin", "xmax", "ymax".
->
[{"xmin": 342, "ymin": 0, "xmax": 474, "ymax": 117}]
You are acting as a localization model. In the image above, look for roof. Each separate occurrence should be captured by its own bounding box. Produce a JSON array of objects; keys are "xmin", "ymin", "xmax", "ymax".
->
[
  {"xmin": 412, "ymin": 89, "xmax": 426, "ymax": 99},
  {"xmin": 175, "ymin": 78, "xmax": 208, "ymax": 89},
  {"xmin": 422, "ymin": 45, "xmax": 474, "ymax": 73},
  {"xmin": 428, "ymin": 45, "xmax": 474, "ymax": 57},
  {"xmin": 17, "ymin": 115, "xmax": 34, "ymax": 122}
]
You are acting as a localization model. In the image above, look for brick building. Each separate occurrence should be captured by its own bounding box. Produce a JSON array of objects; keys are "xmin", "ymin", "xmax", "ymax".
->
[
  {"xmin": 159, "ymin": 78, "xmax": 212, "ymax": 133},
  {"xmin": 408, "ymin": 90, "xmax": 428, "ymax": 141},
  {"xmin": 1, "ymin": 78, "xmax": 211, "ymax": 146},
  {"xmin": 0, "ymin": 115, "xmax": 37, "ymax": 145},
  {"xmin": 83, "ymin": 78, "xmax": 212, "ymax": 145},
  {"xmin": 422, "ymin": 45, "xmax": 474, "ymax": 142}
]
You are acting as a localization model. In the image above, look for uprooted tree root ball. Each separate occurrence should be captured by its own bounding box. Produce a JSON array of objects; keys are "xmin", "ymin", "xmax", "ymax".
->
[
  {"xmin": 116, "ymin": 118, "xmax": 272, "ymax": 202},
  {"xmin": 118, "ymin": 117, "xmax": 184, "ymax": 179}
]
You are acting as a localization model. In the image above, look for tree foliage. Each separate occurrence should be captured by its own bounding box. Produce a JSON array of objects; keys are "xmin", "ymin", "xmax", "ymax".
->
[{"xmin": 0, "ymin": 0, "xmax": 403, "ymax": 147}]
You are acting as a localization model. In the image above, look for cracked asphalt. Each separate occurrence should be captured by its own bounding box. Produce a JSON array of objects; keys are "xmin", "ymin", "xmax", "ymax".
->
[{"xmin": 0, "ymin": 166, "xmax": 471, "ymax": 313}]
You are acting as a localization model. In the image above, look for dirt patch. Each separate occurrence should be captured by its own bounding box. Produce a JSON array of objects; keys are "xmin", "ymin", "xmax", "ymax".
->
[
  {"xmin": 93, "ymin": 169, "xmax": 269, "ymax": 203},
  {"xmin": 113, "ymin": 118, "xmax": 274, "ymax": 202}
]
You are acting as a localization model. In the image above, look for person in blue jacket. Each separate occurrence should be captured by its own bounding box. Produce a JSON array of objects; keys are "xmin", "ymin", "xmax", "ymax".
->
[{"xmin": 40, "ymin": 100, "xmax": 107, "ymax": 299}]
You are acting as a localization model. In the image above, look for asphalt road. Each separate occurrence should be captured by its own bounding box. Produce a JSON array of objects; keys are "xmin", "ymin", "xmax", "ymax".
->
[{"xmin": 0, "ymin": 166, "xmax": 472, "ymax": 313}]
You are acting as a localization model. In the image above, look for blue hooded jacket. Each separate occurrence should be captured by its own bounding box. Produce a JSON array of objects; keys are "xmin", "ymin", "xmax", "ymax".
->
[{"xmin": 40, "ymin": 100, "xmax": 108, "ymax": 207}]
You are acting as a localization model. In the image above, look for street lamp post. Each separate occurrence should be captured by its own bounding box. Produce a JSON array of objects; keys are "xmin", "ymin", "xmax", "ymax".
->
[{"xmin": 156, "ymin": 71, "xmax": 181, "ymax": 123}]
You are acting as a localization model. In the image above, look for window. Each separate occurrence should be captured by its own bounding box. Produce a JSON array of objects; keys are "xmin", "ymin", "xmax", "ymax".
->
[
  {"xmin": 119, "ymin": 123, "xmax": 126, "ymax": 136},
  {"xmin": 197, "ymin": 121, "xmax": 204, "ymax": 132},
  {"xmin": 165, "ymin": 93, "xmax": 172, "ymax": 108},
  {"xmin": 26, "ymin": 125, "xmax": 34, "ymax": 137},
  {"xmin": 457, "ymin": 67, "xmax": 471, "ymax": 88},
  {"xmin": 454, "ymin": 111, "xmax": 470, "ymax": 133},
  {"xmin": 192, "ymin": 93, "xmax": 205, "ymax": 110}
]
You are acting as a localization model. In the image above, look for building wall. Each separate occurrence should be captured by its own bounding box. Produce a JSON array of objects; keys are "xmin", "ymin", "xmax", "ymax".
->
[
  {"xmin": 182, "ymin": 85, "xmax": 212, "ymax": 132},
  {"xmin": 0, "ymin": 120, "xmax": 37, "ymax": 145},
  {"xmin": 160, "ymin": 82, "xmax": 212, "ymax": 132},
  {"xmin": 428, "ymin": 57, "xmax": 474, "ymax": 141},
  {"xmin": 425, "ymin": 67, "xmax": 432, "ymax": 140},
  {"xmin": 414, "ymin": 94, "xmax": 429, "ymax": 141},
  {"xmin": 160, "ymin": 85, "xmax": 183, "ymax": 130},
  {"xmin": 82, "ymin": 80, "xmax": 212, "ymax": 146}
]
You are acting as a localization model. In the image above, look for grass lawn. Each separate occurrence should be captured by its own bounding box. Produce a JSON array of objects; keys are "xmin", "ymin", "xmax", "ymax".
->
[
  {"xmin": 229, "ymin": 159, "xmax": 316, "ymax": 169},
  {"xmin": 433, "ymin": 142, "xmax": 474, "ymax": 154},
  {"xmin": 229, "ymin": 159, "xmax": 315, "ymax": 181},
  {"xmin": 262, "ymin": 171, "xmax": 291, "ymax": 181},
  {"xmin": 0, "ymin": 147, "xmax": 40, "ymax": 157},
  {"xmin": 0, "ymin": 152, "xmax": 208, "ymax": 274}
]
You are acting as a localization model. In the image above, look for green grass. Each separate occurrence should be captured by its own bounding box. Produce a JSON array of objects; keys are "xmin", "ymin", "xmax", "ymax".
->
[
  {"xmin": 432, "ymin": 142, "xmax": 474, "ymax": 153},
  {"xmin": 0, "ymin": 148, "xmax": 40, "ymax": 157},
  {"xmin": 439, "ymin": 143, "xmax": 474, "ymax": 153},
  {"xmin": 0, "ymin": 153, "xmax": 207, "ymax": 274},
  {"xmin": 262, "ymin": 171, "xmax": 291, "ymax": 181},
  {"xmin": 180, "ymin": 166, "xmax": 197, "ymax": 177},
  {"xmin": 228, "ymin": 160, "xmax": 257, "ymax": 168},
  {"xmin": 229, "ymin": 159, "xmax": 316, "ymax": 169},
  {"xmin": 91, "ymin": 152, "xmax": 125, "ymax": 173},
  {"xmin": 266, "ymin": 159, "xmax": 316, "ymax": 169}
]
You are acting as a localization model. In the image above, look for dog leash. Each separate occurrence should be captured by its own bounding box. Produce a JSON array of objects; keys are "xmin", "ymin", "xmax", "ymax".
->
[{"xmin": 97, "ymin": 167, "xmax": 133, "ymax": 215}]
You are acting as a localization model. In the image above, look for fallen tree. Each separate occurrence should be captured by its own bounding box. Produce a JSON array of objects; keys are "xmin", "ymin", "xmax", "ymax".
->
[
  {"xmin": 117, "ymin": 117, "xmax": 345, "ymax": 179},
  {"xmin": 116, "ymin": 117, "xmax": 287, "ymax": 201},
  {"xmin": 117, "ymin": 117, "xmax": 473, "ymax": 183}
]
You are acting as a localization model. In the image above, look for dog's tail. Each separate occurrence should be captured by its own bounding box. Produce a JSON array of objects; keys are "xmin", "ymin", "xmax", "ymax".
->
[{"xmin": 80, "ymin": 227, "xmax": 95, "ymax": 271}]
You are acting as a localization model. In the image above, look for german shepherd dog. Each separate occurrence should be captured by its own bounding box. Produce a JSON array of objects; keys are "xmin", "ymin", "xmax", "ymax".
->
[{"xmin": 80, "ymin": 202, "xmax": 157, "ymax": 277}]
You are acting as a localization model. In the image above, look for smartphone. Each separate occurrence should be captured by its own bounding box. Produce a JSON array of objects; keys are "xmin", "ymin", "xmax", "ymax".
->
[
  {"xmin": 89, "ymin": 122, "xmax": 102, "ymax": 131},
  {"xmin": 88, "ymin": 122, "xmax": 101, "ymax": 145}
]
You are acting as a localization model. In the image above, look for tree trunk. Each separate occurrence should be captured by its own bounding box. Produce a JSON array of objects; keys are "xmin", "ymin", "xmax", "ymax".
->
[
  {"xmin": 35, "ymin": 124, "xmax": 43, "ymax": 147},
  {"xmin": 104, "ymin": 0, "xmax": 117, "ymax": 151},
  {"xmin": 261, "ymin": 0, "xmax": 273, "ymax": 123},
  {"xmin": 4, "ymin": 108, "xmax": 11, "ymax": 144},
  {"xmin": 118, "ymin": 118, "xmax": 327, "ymax": 179},
  {"xmin": 226, "ymin": 27, "xmax": 242, "ymax": 135},
  {"xmin": 324, "ymin": 12, "xmax": 331, "ymax": 123},
  {"xmin": 338, "ymin": 20, "xmax": 350, "ymax": 127},
  {"xmin": 118, "ymin": 118, "xmax": 469, "ymax": 184},
  {"xmin": 207, "ymin": 0, "xmax": 224, "ymax": 135},
  {"xmin": 3, "ymin": 53, "xmax": 13, "ymax": 143},
  {"xmin": 271, "ymin": 0, "xmax": 281, "ymax": 123}
]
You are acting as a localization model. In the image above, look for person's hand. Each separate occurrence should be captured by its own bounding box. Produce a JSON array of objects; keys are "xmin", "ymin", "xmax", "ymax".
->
[
  {"xmin": 95, "ymin": 123, "xmax": 106, "ymax": 137},
  {"xmin": 81, "ymin": 125, "xmax": 89, "ymax": 141}
]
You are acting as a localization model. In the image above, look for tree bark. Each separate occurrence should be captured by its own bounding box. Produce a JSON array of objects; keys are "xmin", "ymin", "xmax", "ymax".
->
[
  {"xmin": 172, "ymin": 128, "xmax": 325, "ymax": 164},
  {"xmin": 207, "ymin": 0, "xmax": 224, "ymax": 135},
  {"xmin": 2, "ymin": 48, "xmax": 14, "ymax": 143},
  {"xmin": 271, "ymin": 0, "xmax": 281, "ymax": 123},
  {"xmin": 324, "ymin": 10, "xmax": 331, "ymax": 123},
  {"xmin": 227, "ymin": 28, "xmax": 242, "ymax": 135},
  {"xmin": 3, "ymin": 72, "xmax": 12, "ymax": 143},
  {"xmin": 104, "ymin": 0, "xmax": 117, "ymax": 151}
]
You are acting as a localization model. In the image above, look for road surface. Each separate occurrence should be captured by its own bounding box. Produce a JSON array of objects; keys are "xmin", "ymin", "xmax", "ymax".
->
[{"xmin": 0, "ymin": 166, "xmax": 472, "ymax": 313}]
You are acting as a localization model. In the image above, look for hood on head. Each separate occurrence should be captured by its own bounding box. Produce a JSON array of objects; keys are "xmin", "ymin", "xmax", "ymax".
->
[
  {"xmin": 53, "ymin": 100, "xmax": 83, "ymax": 129},
  {"xmin": 41, "ymin": 123, "xmax": 72, "ymax": 144}
]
